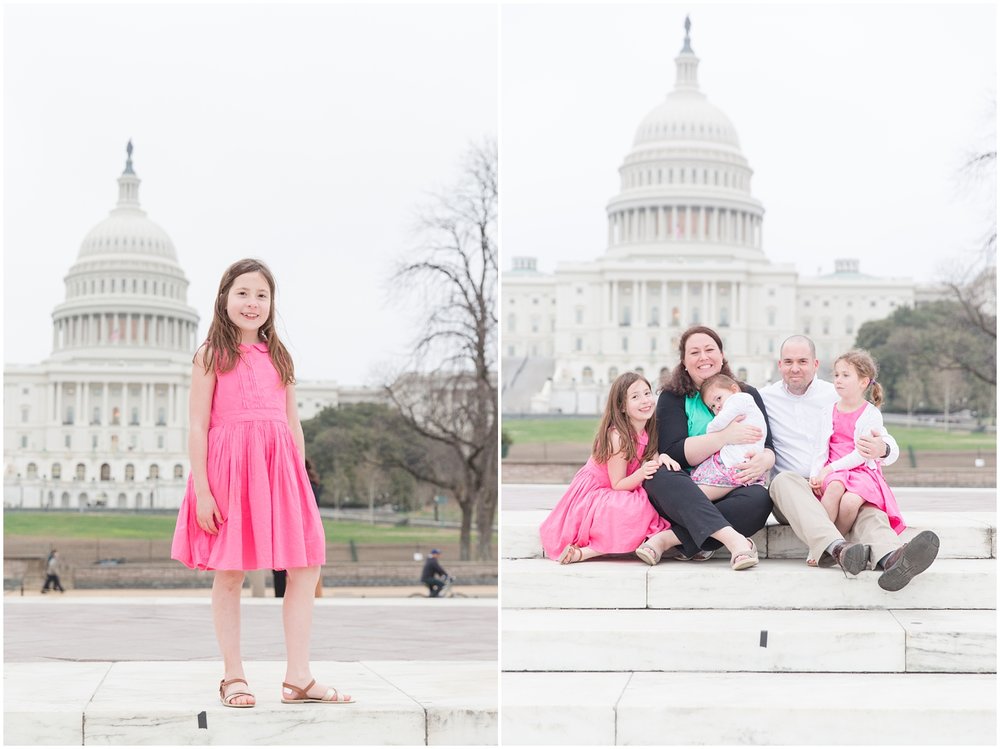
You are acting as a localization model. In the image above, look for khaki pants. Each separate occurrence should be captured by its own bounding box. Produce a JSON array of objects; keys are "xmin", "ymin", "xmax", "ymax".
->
[{"xmin": 769, "ymin": 472, "xmax": 900, "ymax": 567}]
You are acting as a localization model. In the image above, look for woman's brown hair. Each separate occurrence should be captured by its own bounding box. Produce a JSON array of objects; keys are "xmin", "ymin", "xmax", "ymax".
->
[
  {"xmin": 593, "ymin": 372, "xmax": 658, "ymax": 465},
  {"xmin": 663, "ymin": 325, "xmax": 736, "ymax": 396},
  {"xmin": 196, "ymin": 258, "xmax": 295, "ymax": 385},
  {"xmin": 835, "ymin": 349, "xmax": 884, "ymax": 408}
]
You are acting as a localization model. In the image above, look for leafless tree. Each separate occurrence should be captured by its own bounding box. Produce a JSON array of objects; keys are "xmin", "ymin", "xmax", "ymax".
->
[{"xmin": 385, "ymin": 139, "xmax": 497, "ymax": 560}]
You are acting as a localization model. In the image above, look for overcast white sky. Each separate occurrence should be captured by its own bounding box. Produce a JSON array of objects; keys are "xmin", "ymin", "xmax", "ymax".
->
[
  {"xmin": 501, "ymin": 3, "xmax": 996, "ymax": 281},
  {"xmin": 3, "ymin": 2, "xmax": 497, "ymax": 384}
]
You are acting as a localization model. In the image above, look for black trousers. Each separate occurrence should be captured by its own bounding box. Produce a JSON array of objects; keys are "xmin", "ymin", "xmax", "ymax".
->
[
  {"xmin": 42, "ymin": 574, "xmax": 64, "ymax": 592},
  {"xmin": 273, "ymin": 570, "xmax": 287, "ymax": 598},
  {"xmin": 644, "ymin": 467, "xmax": 773, "ymax": 556},
  {"xmin": 425, "ymin": 579, "xmax": 446, "ymax": 597}
]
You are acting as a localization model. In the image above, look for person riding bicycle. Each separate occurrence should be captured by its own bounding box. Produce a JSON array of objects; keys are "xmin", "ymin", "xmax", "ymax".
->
[{"xmin": 420, "ymin": 549, "xmax": 449, "ymax": 598}]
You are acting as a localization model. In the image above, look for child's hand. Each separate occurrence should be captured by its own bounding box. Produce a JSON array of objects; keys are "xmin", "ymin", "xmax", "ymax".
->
[
  {"xmin": 640, "ymin": 459, "xmax": 660, "ymax": 480},
  {"xmin": 808, "ymin": 475, "xmax": 822, "ymax": 496},
  {"xmin": 658, "ymin": 453, "xmax": 681, "ymax": 471},
  {"xmin": 195, "ymin": 491, "xmax": 224, "ymax": 535}
]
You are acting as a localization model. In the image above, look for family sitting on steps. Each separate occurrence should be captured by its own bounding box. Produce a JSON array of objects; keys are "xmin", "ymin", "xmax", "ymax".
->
[{"xmin": 539, "ymin": 327, "xmax": 940, "ymax": 592}]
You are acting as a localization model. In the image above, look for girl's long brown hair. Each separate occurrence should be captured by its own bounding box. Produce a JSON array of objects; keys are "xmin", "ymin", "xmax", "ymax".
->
[
  {"xmin": 664, "ymin": 325, "xmax": 736, "ymax": 396},
  {"xmin": 593, "ymin": 372, "xmax": 658, "ymax": 465},
  {"xmin": 196, "ymin": 258, "xmax": 295, "ymax": 385},
  {"xmin": 835, "ymin": 349, "xmax": 884, "ymax": 408}
]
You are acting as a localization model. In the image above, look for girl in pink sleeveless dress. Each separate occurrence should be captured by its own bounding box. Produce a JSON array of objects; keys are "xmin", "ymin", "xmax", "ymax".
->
[
  {"xmin": 808, "ymin": 349, "xmax": 905, "ymax": 539},
  {"xmin": 539, "ymin": 372, "xmax": 683, "ymax": 566},
  {"xmin": 171, "ymin": 259, "xmax": 352, "ymax": 709}
]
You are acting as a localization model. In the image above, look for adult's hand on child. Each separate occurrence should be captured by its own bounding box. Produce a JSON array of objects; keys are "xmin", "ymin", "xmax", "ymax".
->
[
  {"xmin": 735, "ymin": 450, "xmax": 768, "ymax": 484},
  {"xmin": 722, "ymin": 414, "xmax": 763, "ymax": 445},
  {"xmin": 857, "ymin": 429, "xmax": 886, "ymax": 460},
  {"xmin": 196, "ymin": 491, "xmax": 224, "ymax": 535}
]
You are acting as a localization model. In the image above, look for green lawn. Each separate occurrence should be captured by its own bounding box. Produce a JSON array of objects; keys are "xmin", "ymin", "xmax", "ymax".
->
[
  {"xmin": 504, "ymin": 418, "xmax": 600, "ymax": 444},
  {"xmin": 503, "ymin": 417, "xmax": 996, "ymax": 452},
  {"xmin": 3, "ymin": 511, "xmax": 492, "ymax": 545}
]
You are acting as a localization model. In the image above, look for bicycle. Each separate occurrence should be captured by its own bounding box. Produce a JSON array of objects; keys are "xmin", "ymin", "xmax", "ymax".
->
[{"xmin": 409, "ymin": 575, "xmax": 466, "ymax": 598}]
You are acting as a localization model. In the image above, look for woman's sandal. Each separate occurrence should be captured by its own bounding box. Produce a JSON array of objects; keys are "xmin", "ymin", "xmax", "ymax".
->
[
  {"xmin": 219, "ymin": 677, "xmax": 255, "ymax": 708},
  {"xmin": 557, "ymin": 544, "xmax": 583, "ymax": 564},
  {"xmin": 730, "ymin": 538, "xmax": 759, "ymax": 571},
  {"xmin": 281, "ymin": 679, "xmax": 354, "ymax": 704},
  {"xmin": 635, "ymin": 543, "xmax": 661, "ymax": 566}
]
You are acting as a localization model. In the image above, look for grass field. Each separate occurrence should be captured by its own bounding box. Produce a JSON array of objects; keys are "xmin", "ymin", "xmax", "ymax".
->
[
  {"xmin": 3, "ymin": 512, "xmax": 487, "ymax": 545},
  {"xmin": 503, "ymin": 417, "xmax": 996, "ymax": 452}
]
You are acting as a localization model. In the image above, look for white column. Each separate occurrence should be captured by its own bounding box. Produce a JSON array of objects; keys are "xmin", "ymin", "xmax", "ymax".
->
[
  {"xmin": 75, "ymin": 382, "xmax": 84, "ymax": 425},
  {"xmin": 169, "ymin": 384, "xmax": 176, "ymax": 425},
  {"xmin": 660, "ymin": 281, "xmax": 667, "ymax": 326},
  {"xmin": 611, "ymin": 282, "xmax": 619, "ymax": 325},
  {"xmin": 685, "ymin": 206, "xmax": 691, "ymax": 240},
  {"xmin": 82, "ymin": 382, "xmax": 90, "ymax": 425},
  {"xmin": 102, "ymin": 384, "xmax": 110, "ymax": 427},
  {"xmin": 740, "ymin": 281, "xmax": 749, "ymax": 328},
  {"xmin": 143, "ymin": 383, "xmax": 152, "ymax": 424},
  {"xmin": 637, "ymin": 282, "xmax": 645, "ymax": 326},
  {"xmin": 708, "ymin": 282, "xmax": 716, "ymax": 326},
  {"xmin": 757, "ymin": 216, "xmax": 763, "ymax": 248},
  {"xmin": 608, "ymin": 282, "xmax": 613, "ymax": 323},
  {"xmin": 121, "ymin": 383, "xmax": 129, "ymax": 426},
  {"xmin": 53, "ymin": 382, "xmax": 60, "ymax": 422},
  {"xmin": 681, "ymin": 282, "xmax": 689, "ymax": 327}
]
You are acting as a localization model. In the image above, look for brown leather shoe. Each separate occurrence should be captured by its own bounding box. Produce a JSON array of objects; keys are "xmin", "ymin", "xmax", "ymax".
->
[
  {"xmin": 878, "ymin": 531, "xmax": 940, "ymax": 591},
  {"xmin": 818, "ymin": 540, "xmax": 869, "ymax": 575}
]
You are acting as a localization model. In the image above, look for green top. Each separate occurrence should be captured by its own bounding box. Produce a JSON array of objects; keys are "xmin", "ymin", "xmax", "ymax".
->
[{"xmin": 684, "ymin": 393, "xmax": 714, "ymax": 438}]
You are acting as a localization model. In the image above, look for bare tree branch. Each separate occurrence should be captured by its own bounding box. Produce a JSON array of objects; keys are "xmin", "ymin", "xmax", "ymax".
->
[{"xmin": 385, "ymin": 139, "xmax": 498, "ymax": 560}]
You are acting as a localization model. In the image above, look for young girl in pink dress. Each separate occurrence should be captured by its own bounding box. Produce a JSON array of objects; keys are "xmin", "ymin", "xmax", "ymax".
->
[
  {"xmin": 171, "ymin": 259, "xmax": 353, "ymax": 708},
  {"xmin": 808, "ymin": 349, "xmax": 905, "ymax": 539},
  {"xmin": 539, "ymin": 372, "xmax": 684, "ymax": 566}
]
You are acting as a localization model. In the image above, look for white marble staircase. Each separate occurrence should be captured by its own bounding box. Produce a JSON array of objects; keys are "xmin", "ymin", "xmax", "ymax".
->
[{"xmin": 500, "ymin": 487, "xmax": 997, "ymax": 745}]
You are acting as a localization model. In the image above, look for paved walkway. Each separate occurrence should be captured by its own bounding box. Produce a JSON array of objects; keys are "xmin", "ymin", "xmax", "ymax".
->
[{"xmin": 4, "ymin": 596, "xmax": 497, "ymax": 663}]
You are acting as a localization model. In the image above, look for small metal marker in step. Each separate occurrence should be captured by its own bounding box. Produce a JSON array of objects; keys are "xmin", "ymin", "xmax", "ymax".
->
[
  {"xmin": 197, "ymin": 711, "xmax": 208, "ymax": 729},
  {"xmin": 759, "ymin": 630, "xmax": 768, "ymax": 648}
]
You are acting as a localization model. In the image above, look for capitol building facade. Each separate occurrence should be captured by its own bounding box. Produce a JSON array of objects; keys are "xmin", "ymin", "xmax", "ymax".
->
[
  {"xmin": 3, "ymin": 144, "xmax": 374, "ymax": 510},
  {"xmin": 502, "ymin": 22, "xmax": 918, "ymax": 415}
]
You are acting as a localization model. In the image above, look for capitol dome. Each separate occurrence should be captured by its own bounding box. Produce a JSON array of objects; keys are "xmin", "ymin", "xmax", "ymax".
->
[
  {"xmin": 606, "ymin": 17, "xmax": 764, "ymax": 261},
  {"xmin": 49, "ymin": 142, "xmax": 199, "ymax": 361},
  {"xmin": 633, "ymin": 93, "xmax": 741, "ymax": 151}
]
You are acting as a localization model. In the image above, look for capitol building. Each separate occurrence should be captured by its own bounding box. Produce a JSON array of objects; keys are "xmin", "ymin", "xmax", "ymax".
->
[
  {"xmin": 3, "ymin": 144, "xmax": 375, "ymax": 510},
  {"xmin": 502, "ymin": 21, "xmax": 919, "ymax": 415}
]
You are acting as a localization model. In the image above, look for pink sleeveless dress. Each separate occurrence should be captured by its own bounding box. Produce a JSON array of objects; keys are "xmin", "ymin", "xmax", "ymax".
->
[
  {"xmin": 539, "ymin": 429, "xmax": 670, "ymax": 559},
  {"xmin": 171, "ymin": 342, "xmax": 327, "ymax": 570},
  {"xmin": 821, "ymin": 404, "xmax": 905, "ymax": 534}
]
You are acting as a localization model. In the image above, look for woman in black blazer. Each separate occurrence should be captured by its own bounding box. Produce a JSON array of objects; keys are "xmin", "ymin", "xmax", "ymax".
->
[{"xmin": 644, "ymin": 325, "xmax": 773, "ymax": 569}]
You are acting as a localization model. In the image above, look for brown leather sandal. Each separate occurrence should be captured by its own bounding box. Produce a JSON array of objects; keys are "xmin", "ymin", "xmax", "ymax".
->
[
  {"xmin": 219, "ymin": 677, "xmax": 255, "ymax": 708},
  {"xmin": 281, "ymin": 678, "xmax": 354, "ymax": 704}
]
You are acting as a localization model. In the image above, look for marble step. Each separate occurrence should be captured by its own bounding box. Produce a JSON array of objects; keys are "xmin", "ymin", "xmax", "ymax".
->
[
  {"xmin": 3, "ymin": 660, "xmax": 497, "ymax": 746},
  {"xmin": 501, "ymin": 671, "xmax": 997, "ymax": 745},
  {"xmin": 500, "ymin": 558, "xmax": 996, "ymax": 610},
  {"xmin": 502, "ymin": 608, "xmax": 996, "ymax": 673},
  {"xmin": 501, "ymin": 509, "xmax": 997, "ymax": 560}
]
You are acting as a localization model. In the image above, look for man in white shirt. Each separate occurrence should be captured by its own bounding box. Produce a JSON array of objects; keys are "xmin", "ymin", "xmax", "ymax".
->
[{"xmin": 761, "ymin": 335, "xmax": 939, "ymax": 591}]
